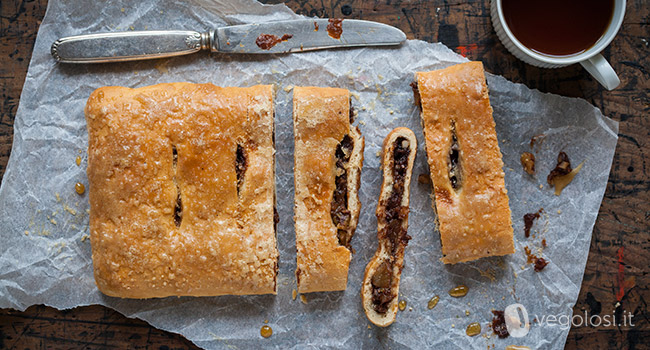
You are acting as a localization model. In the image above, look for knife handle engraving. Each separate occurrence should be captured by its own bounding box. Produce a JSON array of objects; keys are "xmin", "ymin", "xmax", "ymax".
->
[{"xmin": 51, "ymin": 30, "xmax": 212, "ymax": 63}]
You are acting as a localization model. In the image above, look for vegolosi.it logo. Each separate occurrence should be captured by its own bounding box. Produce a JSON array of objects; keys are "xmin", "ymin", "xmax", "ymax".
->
[
  {"xmin": 504, "ymin": 303, "xmax": 635, "ymax": 338},
  {"xmin": 504, "ymin": 304, "xmax": 531, "ymax": 338}
]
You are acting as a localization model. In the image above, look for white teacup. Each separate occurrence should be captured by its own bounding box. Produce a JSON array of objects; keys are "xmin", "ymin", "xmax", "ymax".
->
[{"xmin": 491, "ymin": 0, "xmax": 626, "ymax": 90}]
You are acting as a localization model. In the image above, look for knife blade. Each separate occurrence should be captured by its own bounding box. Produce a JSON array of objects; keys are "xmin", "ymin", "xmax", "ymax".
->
[{"xmin": 51, "ymin": 19, "xmax": 406, "ymax": 63}]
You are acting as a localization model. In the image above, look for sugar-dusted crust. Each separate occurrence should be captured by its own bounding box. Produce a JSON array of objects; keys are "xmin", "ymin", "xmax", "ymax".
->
[
  {"xmin": 293, "ymin": 86, "xmax": 364, "ymax": 293},
  {"xmin": 361, "ymin": 127, "xmax": 417, "ymax": 327},
  {"xmin": 416, "ymin": 62, "xmax": 514, "ymax": 264},
  {"xmin": 85, "ymin": 83, "xmax": 278, "ymax": 298}
]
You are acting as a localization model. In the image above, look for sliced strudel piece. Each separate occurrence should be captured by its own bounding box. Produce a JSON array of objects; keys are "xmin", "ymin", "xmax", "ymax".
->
[
  {"xmin": 361, "ymin": 127, "xmax": 417, "ymax": 327},
  {"xmin": 293, "ymin": 86, "xmax": 364, "ymax": 293},
  {"xmin": 416, "ymin": 62, "xmax": 514, "ymax": 264}
]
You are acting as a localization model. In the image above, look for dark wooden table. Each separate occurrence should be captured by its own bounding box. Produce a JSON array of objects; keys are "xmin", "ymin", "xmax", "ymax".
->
[{"xmin": 1, "ymin": 0, "xmax": 648, "ymax": 348}]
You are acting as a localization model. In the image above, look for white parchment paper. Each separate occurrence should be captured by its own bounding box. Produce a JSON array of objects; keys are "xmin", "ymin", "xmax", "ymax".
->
[{"xmin": 0, "ymin": 0, "xmax": 619, "ymax": 349}]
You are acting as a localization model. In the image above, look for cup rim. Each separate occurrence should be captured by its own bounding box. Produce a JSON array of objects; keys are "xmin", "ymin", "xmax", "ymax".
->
[{"xmin": 494, "ymin": 0, "xmax": 626, "ymax": 65}]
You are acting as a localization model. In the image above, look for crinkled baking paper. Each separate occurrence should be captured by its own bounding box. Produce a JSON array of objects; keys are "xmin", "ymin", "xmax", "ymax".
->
[{"xmin": 0, "ymin": 0, "xmax": 618, "ymax": 348}]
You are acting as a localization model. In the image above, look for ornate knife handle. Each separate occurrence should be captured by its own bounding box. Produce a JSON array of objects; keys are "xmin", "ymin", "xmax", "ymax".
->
[{"xmin": 51, "ymin": 30, "xmax": 213, "ymax": 63}]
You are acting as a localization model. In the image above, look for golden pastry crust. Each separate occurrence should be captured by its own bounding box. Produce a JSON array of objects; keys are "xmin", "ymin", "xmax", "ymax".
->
[
  {"xmin": 416, "ymin": 62, "xmax": 514, "ymax": 264},
  {"xmin": 292, "ymin": 86, "xmax": 364, "ymax": 293},
  {"xmin": 85, "ymin": 83, "xmax": 278, "ymax": 298},
  {"xmin": 361, "ymin": 127, "xmax": 417, "ymax": 327}
]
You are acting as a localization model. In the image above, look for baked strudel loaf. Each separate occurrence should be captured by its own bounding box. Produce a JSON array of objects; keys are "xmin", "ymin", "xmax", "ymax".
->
[
  {"xmin": 416, "ymin": 62, "xmax": 514, "ymax": 264},
  {"xmin": 292, "ymin": 86, "xmax": 364, "ymax": 293},
  {"xmin": 85, "ymin": 83, "xmax": 278, "ymax": 298}
]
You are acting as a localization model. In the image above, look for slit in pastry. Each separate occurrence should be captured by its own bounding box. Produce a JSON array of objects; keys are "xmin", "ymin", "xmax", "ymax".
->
[{"xmin": 172, "ymin": 144, "xmax": 182, "ymax": 227}]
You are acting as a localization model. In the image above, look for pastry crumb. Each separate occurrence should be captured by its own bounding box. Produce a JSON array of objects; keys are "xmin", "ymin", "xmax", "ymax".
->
[
  {"xmin": 300, "ymin": 294, "xmax": 308, "ymax": 304},
  {"xmin": 155, "ymin": 60, "xmax": 169, "ymax": 74},
  {"xmin": 63, "ymin": 204, "xmax": 77, "ymax": 216},
  {"xmin": 292, "ymin": 289, "xmax": 297, "ymax": 300},
  {"xmin": 52, "ymin": 242, "xmax": 66, "ymax": 254},
  {"xmin": 24, "ymin": 230, "xmax": 29, "ymax": 236}
]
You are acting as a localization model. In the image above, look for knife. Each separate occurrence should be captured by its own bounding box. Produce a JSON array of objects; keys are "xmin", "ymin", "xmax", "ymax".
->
[{"xmin": 51, "ymin": 19, "xmax": 406, "ymax": 63}]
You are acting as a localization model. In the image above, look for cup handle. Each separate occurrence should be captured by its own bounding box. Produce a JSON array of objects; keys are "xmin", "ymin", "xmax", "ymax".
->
[{"xmin": 579, "ymin": 54, "xmax": 620, "ymax": 90}]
